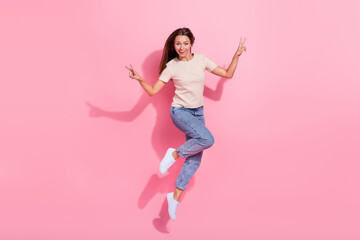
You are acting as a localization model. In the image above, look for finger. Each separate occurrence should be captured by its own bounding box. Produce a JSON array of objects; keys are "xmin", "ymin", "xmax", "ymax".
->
[
  {"xmin": 130, "ymin": 64, "xmax": 138, "ymax": 74},
  {"xmin": 240, "ymin": 40, "xmax": 245, "ymax": 49},
  {"xmin": 126, "ymin": 66, "xmax": 135, "ymax": 75},
  {"xmin": 126, "ymin": 68, "xmax": 134, "ymax": 75},
  {"xmin": 242, "ymin": 37, "xmax": 246, "ymax": 45},
  {"xmin": 125, "ymin": 66, "xmax": 131, "ymax": 71}
]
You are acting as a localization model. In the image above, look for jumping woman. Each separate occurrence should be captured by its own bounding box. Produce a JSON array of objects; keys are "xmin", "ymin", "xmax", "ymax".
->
[{"xmin": 126, "ymin": 27, "xmax": 247, "ymax": 221}]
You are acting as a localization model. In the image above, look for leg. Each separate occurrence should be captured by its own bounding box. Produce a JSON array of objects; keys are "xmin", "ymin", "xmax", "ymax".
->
[
  {"xmin": 172, "ymin": 150, "xmax": 180, "ymax": 160},
  {"xmin": 173, "ymin": 187, "xmax": 184, "ymax": 201},
  {"xmin": 172, "ymin": 107, "xmax": 210, "ymax": 198},
  {"xmin": 174, "ymin": 134, "xmax": 203, "ymax": 194},
  {"xmin": 167, "ymin": 107, "xmax": 214, "ymax": 220},
  {"xmin": 170, "ymin": 107, "xmax": 214, "ymax": 158},
  {"xmin": 161, "ymin": 107, "xmax": 212, "ymax": 175}
]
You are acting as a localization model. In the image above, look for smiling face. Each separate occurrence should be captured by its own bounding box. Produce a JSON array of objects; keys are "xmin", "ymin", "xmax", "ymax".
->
[{"xmin": 174, "ymin": 35, "xmax": 192, "ymax": 57}]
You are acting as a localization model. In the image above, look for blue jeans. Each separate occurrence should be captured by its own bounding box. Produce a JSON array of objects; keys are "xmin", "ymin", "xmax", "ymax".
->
[{"xmin": 170, "ymin": 106, "xmax": 215, "ymax": 191}]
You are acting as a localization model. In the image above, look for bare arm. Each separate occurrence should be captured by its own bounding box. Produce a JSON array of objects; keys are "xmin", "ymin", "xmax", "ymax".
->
[
  {"xmin": 125, "ymin": 64, "xmax": 166, "ymax": 96},
  {"xmin": 211, "ymin": 37, "xmax": 247, "ymax": 79}
]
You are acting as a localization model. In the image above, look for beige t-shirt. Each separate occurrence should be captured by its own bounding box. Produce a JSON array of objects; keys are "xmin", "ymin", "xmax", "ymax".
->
[{"xmin": 159, "ymin": 53, "xmax": 218, "ymax": 108}]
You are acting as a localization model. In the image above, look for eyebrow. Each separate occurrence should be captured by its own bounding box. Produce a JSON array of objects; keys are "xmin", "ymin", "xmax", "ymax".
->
[{"xmin": 175, "ymin": 41, "xmax": 189, "ymax": 43}]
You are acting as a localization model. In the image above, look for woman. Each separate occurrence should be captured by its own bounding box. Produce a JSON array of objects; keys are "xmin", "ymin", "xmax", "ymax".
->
[{"xmin": 126, "ymin": 27, "xmax": 246, "ymax": 221}]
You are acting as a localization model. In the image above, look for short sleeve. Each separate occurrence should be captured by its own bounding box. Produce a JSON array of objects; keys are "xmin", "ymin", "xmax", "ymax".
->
[
  {"xmin": 204, "ymin": 55, "xmax": 218, "ymax": 72},
  {"xmin": 159, "ymin": 65, "xmax": 172, "ymax": 82}
]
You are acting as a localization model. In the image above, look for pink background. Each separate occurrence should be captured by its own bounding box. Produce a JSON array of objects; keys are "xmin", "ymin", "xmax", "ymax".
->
[{"xmin": 1, "ymin": 0, "xmax": 359, "ymax": 239}]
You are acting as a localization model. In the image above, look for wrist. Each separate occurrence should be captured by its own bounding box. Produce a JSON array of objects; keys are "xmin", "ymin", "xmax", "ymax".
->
[{"xmin": 232, "ymin": 54, "xmax": 240, "ymax": 60}]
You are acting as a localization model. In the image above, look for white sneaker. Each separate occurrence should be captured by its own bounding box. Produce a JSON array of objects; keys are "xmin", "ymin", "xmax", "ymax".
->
[
  {"xmin": 167, "ymin": 192, "xmax": 179, "ymax": 221},
  {"xmin": 159, "ymin": 148, "xmax": 176, "ymax": 174}
]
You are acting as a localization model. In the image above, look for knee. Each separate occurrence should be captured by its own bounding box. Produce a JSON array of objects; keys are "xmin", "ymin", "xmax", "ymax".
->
[
  {"xmin": 201, "ymin": 133, "xmax": 214, "ymax": 149},
  {"xmin": 208, "ymin": 134, "xmax": 215, "ymax": 148}
]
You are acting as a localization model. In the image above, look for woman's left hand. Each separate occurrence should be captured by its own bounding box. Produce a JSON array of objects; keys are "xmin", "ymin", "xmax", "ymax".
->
[{"xmin": 235, "ymin": 37, "xmax": 247, "ymax": 57}]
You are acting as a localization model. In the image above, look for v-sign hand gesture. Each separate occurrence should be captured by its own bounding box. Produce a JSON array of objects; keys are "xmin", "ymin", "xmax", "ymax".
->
[
  {"xmin": 125, "ymin": 64, "xmax": 143, "ymax": 81},
  {"xmin": 235, "ymin": 37, "xmax": 247, "ymax": 57}
]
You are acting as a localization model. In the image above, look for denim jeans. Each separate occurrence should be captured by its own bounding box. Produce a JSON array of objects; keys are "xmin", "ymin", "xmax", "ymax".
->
[{"xmin": 170, "ymin": 106, "xmax": 215, "ymax": 191}]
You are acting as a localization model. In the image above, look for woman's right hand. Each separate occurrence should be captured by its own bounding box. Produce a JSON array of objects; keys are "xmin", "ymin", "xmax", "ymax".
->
[{"xmin": 125, "ymin": 64, "xmax": 143, "ymax": 81}]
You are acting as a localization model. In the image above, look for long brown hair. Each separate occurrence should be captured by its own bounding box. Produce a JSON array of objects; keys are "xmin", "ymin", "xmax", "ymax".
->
[{"xmin": 158, "ymin": 27, "xmax": 195, "ymax": 74}]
